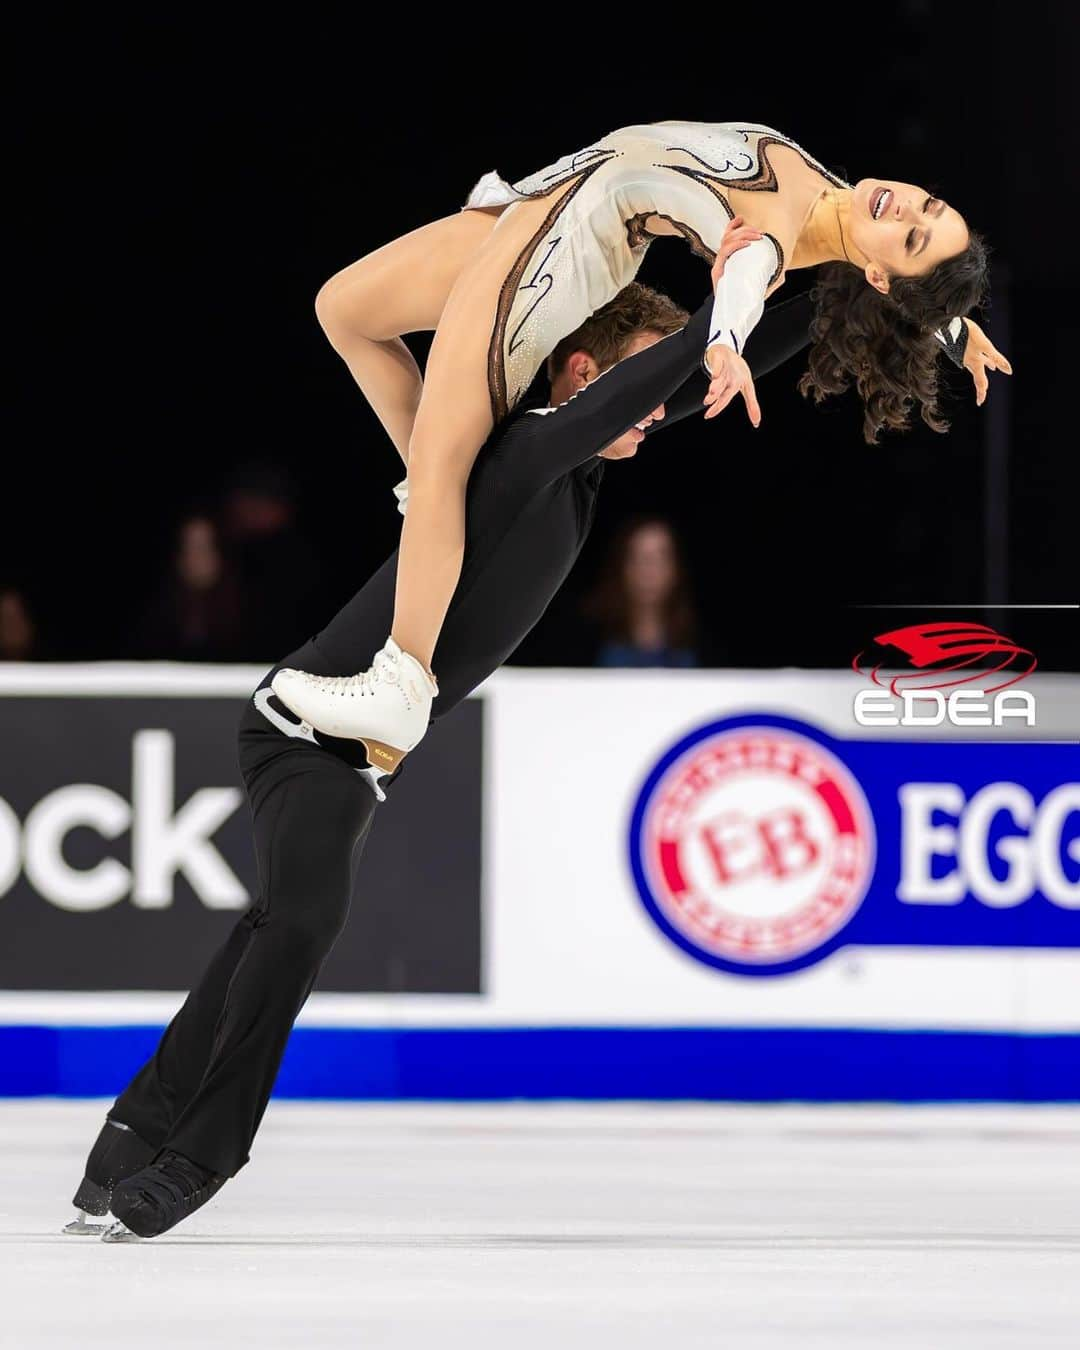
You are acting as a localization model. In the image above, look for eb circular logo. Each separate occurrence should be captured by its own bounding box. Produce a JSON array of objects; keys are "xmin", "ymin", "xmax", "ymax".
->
[{"xmin": 629, "ymin": 717, "xmax": 876, "ymax": 976}]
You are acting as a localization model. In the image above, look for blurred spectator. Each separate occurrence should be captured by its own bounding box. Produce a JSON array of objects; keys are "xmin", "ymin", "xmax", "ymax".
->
[
  {"xmin": 141, "ymin": 516, "xmax": 246, "ymax": 661},
  {"xmin": 585, "ymin": 518, "xmax": 699, "ymax": 669},
  {"xmin": 222, "ymin": 463, "xmax": 319, "ymax": 656},
  {"xmin": 0, "ymin": 587, "xmax": 39, "ymax": 661}
]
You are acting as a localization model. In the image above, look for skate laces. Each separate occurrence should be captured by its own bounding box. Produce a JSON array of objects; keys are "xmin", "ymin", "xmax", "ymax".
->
[
  {"xmin": 137, "ymin": 1151, "xmax": 216, "ymax": 1210},
  {"xmin": 306, "ymin": 648, "xmax": 399, "ymax": 698}
]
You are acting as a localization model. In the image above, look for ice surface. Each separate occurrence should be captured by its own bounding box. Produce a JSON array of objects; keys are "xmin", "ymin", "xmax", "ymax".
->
[{"xmin": 1, "ymin": 1101, "xmax": 1078, "ymax": 1349}]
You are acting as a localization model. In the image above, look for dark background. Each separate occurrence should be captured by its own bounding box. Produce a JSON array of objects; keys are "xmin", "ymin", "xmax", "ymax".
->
[{"xmin": 7, "ymin": 6, "xmax": 1077, "ymax": 668}]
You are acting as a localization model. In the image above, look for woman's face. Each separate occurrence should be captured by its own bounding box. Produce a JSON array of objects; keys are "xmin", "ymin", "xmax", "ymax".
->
[
  {"xmin": 624, "ymin": 524, "xmax": 677, "ymax": 606},
  {"xmin": 0, "ymin": 591, "xmax": 34, "ymax": 656},
  {"xmin": 177, "ymin": 518, "xmax": 222, "ymax": 590},
  {"xmin": 848, "ymin": 179, "xmax": 969, "ymax": 286}
]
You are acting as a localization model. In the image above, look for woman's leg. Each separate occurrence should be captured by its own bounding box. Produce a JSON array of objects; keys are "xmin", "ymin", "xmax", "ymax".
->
[
  {"xmin": 390, "ymin": 191, "xmax": 572, "ymax": 668},
  {"xmin": 272, "ymin": 185, "xmax": 580, "ymax": 751},
  {"xmin": 314, "ymin": 209, "xmax": 502, "ymax": 463}
]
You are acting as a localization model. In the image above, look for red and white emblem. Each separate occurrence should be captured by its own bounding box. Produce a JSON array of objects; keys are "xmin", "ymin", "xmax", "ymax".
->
[{"xmin": 641, "ymin": 728, "xmax": 875, "ymax": 964}]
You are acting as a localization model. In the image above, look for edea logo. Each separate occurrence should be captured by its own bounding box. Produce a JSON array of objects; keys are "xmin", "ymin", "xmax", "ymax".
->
[
  {"xmin": 852, "ymin": 621, "xmax": 1037, "ymax": 728},
  {"xmin": 628, "ymin": 720, "xmax": 875, "ymax": 976}
]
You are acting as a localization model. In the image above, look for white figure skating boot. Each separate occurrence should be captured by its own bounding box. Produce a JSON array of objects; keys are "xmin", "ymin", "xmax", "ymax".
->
[{"xmin": 271, "ymin": 637, "xmax": 437, "ymax": 772}]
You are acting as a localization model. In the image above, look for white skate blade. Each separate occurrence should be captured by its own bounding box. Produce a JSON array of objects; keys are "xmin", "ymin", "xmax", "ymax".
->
[
  {"xmin": 62, "ymin": 1212, "xmax": 110, "ymax": 1236},
  {"xmin": 101, "ymin": 1221, "xmax": 141, "ymax": 1243}
]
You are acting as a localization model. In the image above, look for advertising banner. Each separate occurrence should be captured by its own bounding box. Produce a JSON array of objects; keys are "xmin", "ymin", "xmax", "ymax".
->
[
  {"xmin": 485, "ymin": 670, "xmax": 1078, "ymax": 1031},
  {"xmin": 0, "ymin": 676, "xmax": 482, "ymax": 994},
  {"xmin": 1, "ymin": 665, "xmax": 1076, "ymax": 1100}
]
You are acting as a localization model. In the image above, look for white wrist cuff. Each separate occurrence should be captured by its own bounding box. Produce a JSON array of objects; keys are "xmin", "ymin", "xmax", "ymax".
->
[
  {"xmin": 707, "ymin": 235, "xmax": 778, "ymax": 359},
  {"xmin": 393, "ymin": 478, "xmax": 409, "ymax": 517}
]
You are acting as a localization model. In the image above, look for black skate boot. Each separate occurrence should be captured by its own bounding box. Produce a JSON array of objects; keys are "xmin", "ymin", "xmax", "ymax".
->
[
  {"xmin": 103, "ymin": 1149, "xmax": 226, "ymax": 1241},
  {"xmin": 63, "ymin": 1118, "xmax": 156, "ymax": 1235}
]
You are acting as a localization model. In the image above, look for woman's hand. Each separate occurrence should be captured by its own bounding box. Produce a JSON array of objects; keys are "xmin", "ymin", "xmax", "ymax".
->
[
  {"xmin": 711, "ymin": 215, "xmax": 763, "ymax": 288},
  {"xmin": 704, "ymin": 216, "xmax": 764, "ymax": 423},
  {"xmin": 963, "ymin": 318, "xmax": 1013, "ymax": 406},
  {"xmin": 703, "ymin": 344, "xmax": 761, "ymax": 425}
]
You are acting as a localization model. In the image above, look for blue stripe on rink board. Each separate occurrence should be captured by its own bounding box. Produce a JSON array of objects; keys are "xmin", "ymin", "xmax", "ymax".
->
[{"xmin": 1, "ymin": 1026, "xmax": 1078, "ymax": 1101}]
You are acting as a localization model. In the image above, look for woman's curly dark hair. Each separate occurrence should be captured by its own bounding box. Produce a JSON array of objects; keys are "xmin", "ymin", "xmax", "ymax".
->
[{"xmin": 799, "ymin": 233, "xmax": 989, "ymax": 443}]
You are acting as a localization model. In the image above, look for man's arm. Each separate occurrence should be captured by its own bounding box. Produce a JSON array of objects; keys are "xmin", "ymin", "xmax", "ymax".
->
[
  {"xmin": 491, "ymin": 290, "xmax": 998, "ymax": 514},
  {"xmin": 503, "ymin": 300, "xmax": 715, "ymax": 494},
  {"xmin": 654, "ymin": 292, "xmax": 815, "ymax": 431},
  {"xmin": 655, "ymin": 304, "xmax": 998, "ymax": 431}
]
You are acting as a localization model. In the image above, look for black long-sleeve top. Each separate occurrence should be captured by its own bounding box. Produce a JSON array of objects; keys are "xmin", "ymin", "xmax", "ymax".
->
[{"xmin": 257, "ymin": 293, "xmax": 816, "ymax": 738}]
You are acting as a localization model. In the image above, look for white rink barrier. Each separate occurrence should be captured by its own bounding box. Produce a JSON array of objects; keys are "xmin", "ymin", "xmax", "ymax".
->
[{"xmin": 1, "ymin": 665, "xmax": 1077, "ymax": 1099}]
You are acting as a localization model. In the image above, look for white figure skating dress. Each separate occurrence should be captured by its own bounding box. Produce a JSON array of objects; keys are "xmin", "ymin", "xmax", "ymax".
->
[{"xmin": 465, "ymin": 122, "xmax": 848, "ymax": 420}]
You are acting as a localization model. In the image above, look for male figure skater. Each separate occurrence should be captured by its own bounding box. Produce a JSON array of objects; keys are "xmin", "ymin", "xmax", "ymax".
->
[{"xmin": 64, "ymin": 222, "xmax": 999, "ymax": 1240}]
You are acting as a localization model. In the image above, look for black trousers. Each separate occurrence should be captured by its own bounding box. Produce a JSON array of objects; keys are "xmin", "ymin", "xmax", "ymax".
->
[
  {"xmin": 111, "ymin": 719, "xmax": 377, "ymax": 1176},
  {"xmin": 108, "ymin": 461, "xmax": 600, "ymax": 1177}
]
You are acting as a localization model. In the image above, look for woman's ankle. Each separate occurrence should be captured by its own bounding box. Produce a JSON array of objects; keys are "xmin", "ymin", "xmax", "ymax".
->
[{"xmin": 388, "ymin": 631, "xmax": 436, "ymax": 680}]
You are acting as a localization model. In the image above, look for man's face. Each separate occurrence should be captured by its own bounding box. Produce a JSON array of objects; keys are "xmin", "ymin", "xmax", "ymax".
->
[{"xmin": 597, "ymin": 330, "xmax": 666, "ymax": 461}]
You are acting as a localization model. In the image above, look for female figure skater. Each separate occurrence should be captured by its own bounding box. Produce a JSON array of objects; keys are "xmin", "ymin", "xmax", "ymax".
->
[{"xmin": 272, "ymin": 121, "xmax": 999, "ymax": 767}]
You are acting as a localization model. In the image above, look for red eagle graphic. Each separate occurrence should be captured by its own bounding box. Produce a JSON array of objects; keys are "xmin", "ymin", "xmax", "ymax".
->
[{"xmin": 853, "ymin": 621, "xmax": 1037, "ymax": 695}]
